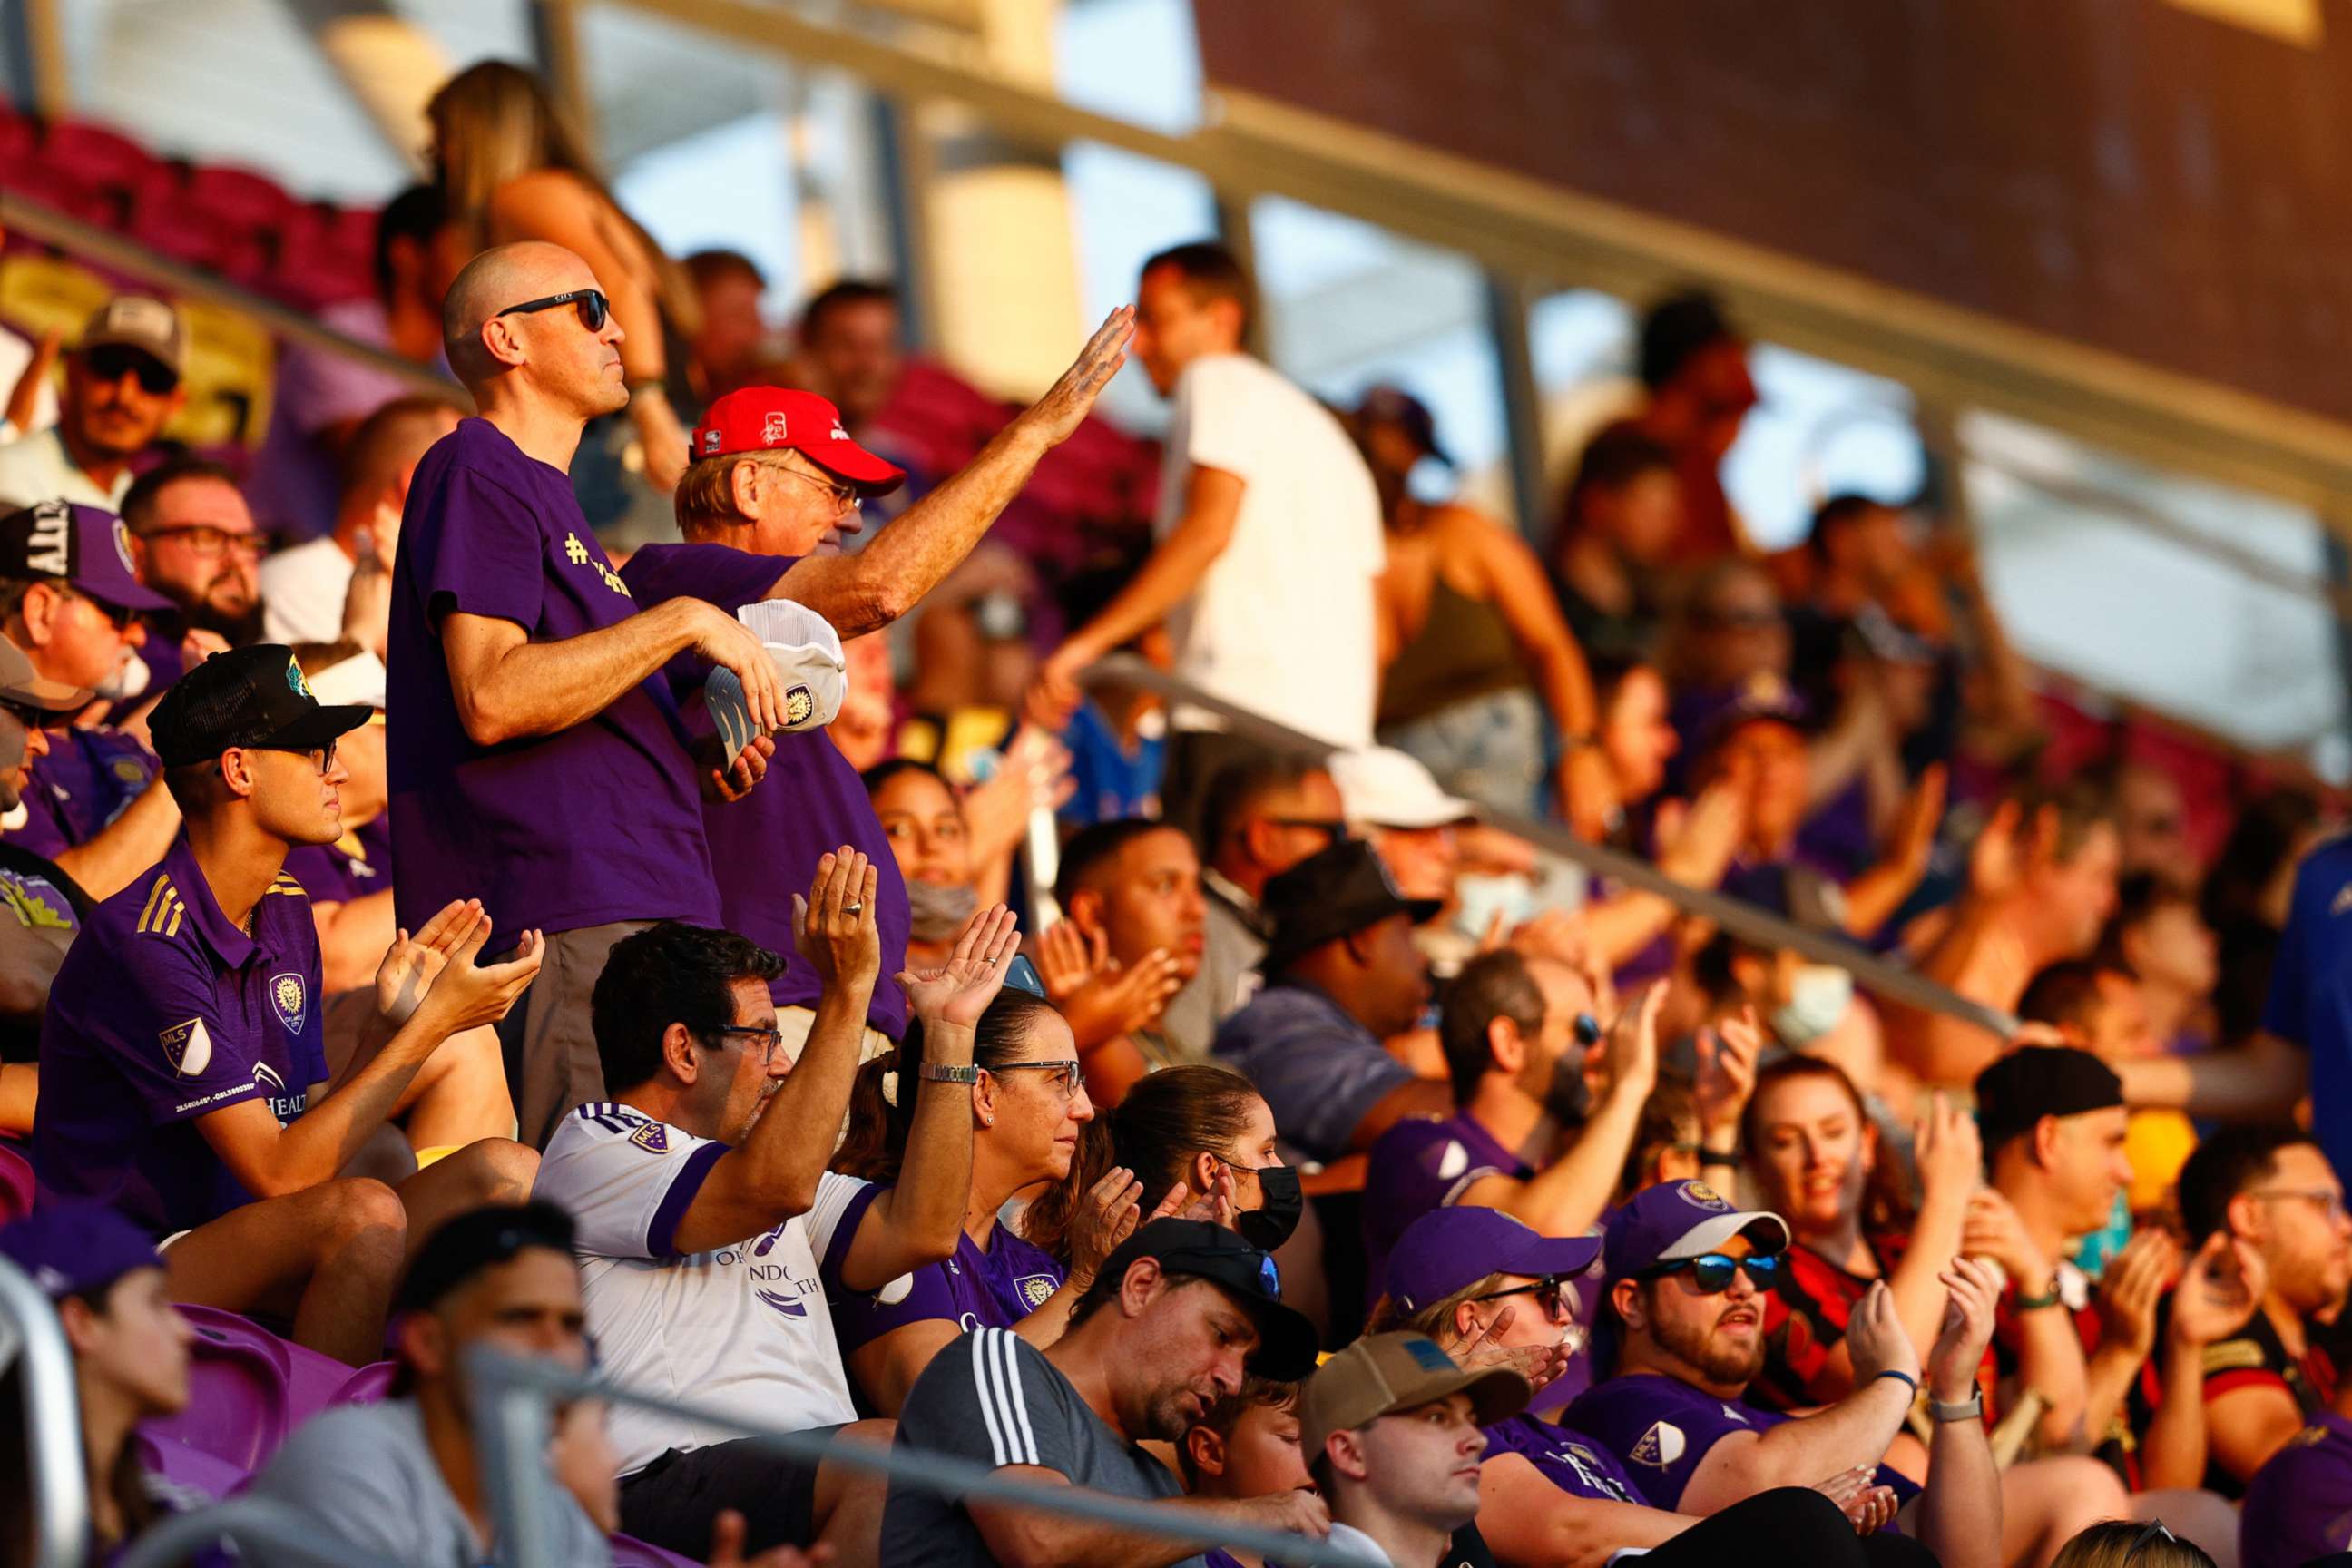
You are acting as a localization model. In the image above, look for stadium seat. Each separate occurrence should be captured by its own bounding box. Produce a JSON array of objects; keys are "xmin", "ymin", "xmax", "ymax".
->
[
  {"xmin": 0, "ymin": 253, "xmax": 113, "ymax": 348},
  {"xmin": 327, "ymin": 1359, "xmax": 397, "ymax": 1408},
  {"xmin": 172, "ymin": 298, "xmax": 277, "ymax": 450},
  {"xmin": 0, "ymin": 1142, "xmax": 32, "ymax": 1224},
  {"xmin": 33, "ymin": 120, "xmax": 165, "ymax": 205},
  {"xmin": 132, "ymin": 1428, "xmax": 253, "ymax": 1501},
  {"xmin": 143, "ymin": 1307, "xmax": 299, "ymax": 1470},
  {"xmin": 184, "ymin": 164, "xmax": 299, "ymax": 240}
]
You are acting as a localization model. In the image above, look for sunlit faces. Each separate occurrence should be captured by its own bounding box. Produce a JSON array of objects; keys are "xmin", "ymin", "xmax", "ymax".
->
[
  {"xmin": 2240, "ymin": 1143, "xmax": 2352, "ymax": 1315},
  {"xmin": 64, "ymin": 345, "xmax": 181, "ymax": 460},
  {"xmin": 1125, "ymin": 1273, "xmax": 1259, "ymax": 1443},
  {"xmin": 800, "ymin": 295, "xmax": 903, "ymax": 430},
  {"xmin": 2035, "ymin": 1105, "xmax": 2134, "ymax": 1238},
  {"xmin": 133, "ymin": 475, "xmax": 261, "ymax": 629},
  {"xmin": 1749, "ymin": 1071, "xmax": 1874, "ymax": 1238},
  {"xmin": 1617, "ymin": 1231, "xmax": 1772, "ymax": 1389},
  {"xmin": 708, "ymin": 975, "xmax": 789, "ymax": 1146},
  {"xmin": 13, "ymin": 578, "xmax": 147, "ymax": 692},
  {"xmin": 1601, "ymin": 664, "xmax": 1678, "ymax": 808},
  {"xmin": 983, "ymin": 1008, "xmax": 1096, "ymax": 1188},
  {"xmin": 1083, "ymin": 826, "xmax": 1208, "ymax": 980},
  {"xmin": 870, "ymin": 768, "xmax": 972, "ymax": 888},
  {"xmin": 237, "ymin": 742, "xmax": 349, "ymax": 848},
  {"xmin": 1334, "ymin": 1392, "xmax": 1489, "ymax": 1528},
  {"xmin": 1132, "ymin": 262, "xmax": 1242, "ymax": 398}
]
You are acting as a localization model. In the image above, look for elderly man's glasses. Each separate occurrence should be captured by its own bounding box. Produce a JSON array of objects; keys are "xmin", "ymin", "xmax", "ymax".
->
[
  {"xmin": 497, "ymin": 289, "xmax": 612, "ymax": 333},
  {"xmin": 1641, "ymin": 1251, "xmax": 1781, "ymax": 1294},
  {"xmin": 771, "ymin": 465, "xmax": 861, "ymax": 514}
]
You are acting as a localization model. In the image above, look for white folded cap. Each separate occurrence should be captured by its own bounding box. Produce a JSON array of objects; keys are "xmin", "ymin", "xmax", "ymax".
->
[
  {"xmin": 737, "ymin": 599, "xmax": 846, "ymax": 733},
  {"xmin": 303, "ymin": 649, "xmax": 387, "ymax": 710},
  {"xmin": 1329, "ymin": 745, "xmax": 1475, "ymax": 829}
]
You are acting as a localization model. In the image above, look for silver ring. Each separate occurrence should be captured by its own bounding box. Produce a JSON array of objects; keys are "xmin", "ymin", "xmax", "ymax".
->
[{"xmin": 843, "ymin": 902, "xmax": 864, "ymax": 915}]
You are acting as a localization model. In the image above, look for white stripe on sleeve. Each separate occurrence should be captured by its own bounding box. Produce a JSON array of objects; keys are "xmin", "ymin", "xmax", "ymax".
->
[
  {"xmin": 1000, "ymin": 1328, "xmax": 1042, "ymax": 1465},
  {"xmin": 971, "ymin": 1329, "xmax": 1011, "ymax": 1467}
]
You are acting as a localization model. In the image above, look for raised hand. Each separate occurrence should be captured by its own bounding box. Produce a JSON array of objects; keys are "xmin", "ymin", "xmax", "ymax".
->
[
  {"xmin": 1657, "ymin": 776, "xmax": 1749, "ymax": 888},
  {"xmin": 897, "ymin": 903, "xmax": 1021, "ymax": 1027},
  {"xmin": 1960, "ymin": 1188, "xmax": 2050, "ymax": 1290},
  {"xmin": 374, "ymin": 898, "xmax": 483, "ymax": 1026},
  {"xmin": 1044, "ymin": 936, "xmax": 1185, "ymax": 1049},
  {"xmin": 1912, "ymin": 1093, "xmax": 1983, "ymax": 1206},
  {"xmin": 1928, "ymin": 1255, "xmax": 2002, "ymax": 1400},
  {"xmin": 414, "ymin": 911, "xmax": 544, "ymax": 1034},
  {"xmin": 1161, "ymin": 1168, "xmax": 1240, "ymax": 1230},
  {"xmin": 1847, "ymin": 1279, "xmax": 1922, "ymax": 1387},
  {"xmin": 1034, "ymin": 921, "xmax": 1105, "ymax": 1004},
  {"xmin": 2093, "ymin": 1229, "xmax": 2177, "ymax": 1365},
  {"xmin": 709, "ymin": 1509, "xmax": 837, "ymax": 1568},
  {"xmin": 1066, "ymin": 1164, "xmax": 1149, "ymax": 1279},
  {"xmin": 791, "ymin": 848, "xmax": 884, "ymax": 991},
  {"xmin": 1023, "ymin": 305, "xmax": 1137, "ymax": 447},
  {"xmin": 963, "ymin": 729, "xmax": 1073, "ymax": 867},
  {"xmin": 1886, "ymin": 762, "xmax": 1949, "ymax": 877},
  {"xmin": 2170, "ymin": 1232, "xmax": 2267, "ymax": 1349},
  {"xmin": 1443, "ymin": 1300, "xmax": 1577, "ymax": 1394},
  {"xmin": 1692, "ymin": 1006, "xmax": 1762, "ymax": 1142},
  {"xmin": 1588, "ymin": 983, "xmax": 1665, "ymax": 1107},
  {"xmin": 704, "ymin": 733, "xmax": 776, "ymax": 804}
]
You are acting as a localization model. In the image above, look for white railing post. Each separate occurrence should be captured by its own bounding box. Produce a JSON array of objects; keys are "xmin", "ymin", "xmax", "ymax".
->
[{"xmin": 0, "ymin": 1254, "xmax": 90, "ymax": 1568}]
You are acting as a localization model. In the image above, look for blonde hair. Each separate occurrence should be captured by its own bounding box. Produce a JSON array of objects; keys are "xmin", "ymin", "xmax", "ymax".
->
[
  {"xmin": 1361, "ymin": 1270, "xmax": 1506, "ymax": 1339},
  {"xmin": 2046, "ymin": 1522, "xmax": 2213, "ymax": 1568},
  {"xmin": 427, "ymin": 61, "xmax": 701, "ymax": 337},
  {"xmin": 672, "ymin": 449, "xmax": 815, "ymax": 536}
]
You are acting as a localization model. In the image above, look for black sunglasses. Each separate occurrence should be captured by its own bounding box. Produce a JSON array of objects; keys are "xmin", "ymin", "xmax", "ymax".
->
[
  {"xmin": 1472, "ymin": 1275, "xmax": 1573, "ymax": 1319},
  {"xmin": 84, "ymin": 343, "xmax": 177, "ymax": 394},
  {"xmin": 1641, "ymin": 1251, "xmax": 1781, "ymax": 1294},
  {"xmin": 496, "ymin": 289, "xmax": 612, "ymax": 333}
]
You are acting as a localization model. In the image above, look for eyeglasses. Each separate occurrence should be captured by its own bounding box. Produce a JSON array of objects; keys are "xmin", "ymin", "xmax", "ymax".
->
[
  {"xmin": 710, "ymin": 1024, "xmax": 786, "ymax": 1063},
  {"xmin": 496, "ymin": 289, "xmax": 612, "ymax": 334},
  {"xmin": 1261, "ymin": 817, "xmax": 1347, "ymax": 838},
  {"xmin": 1573, "ymin": 1013, "xmax": 1602, "ymax": 1048},
  {"xmin": 991, "ymin": 1059, "xmax": 1086, "ymax": 1097},
  {"xmin": 1641, "ymin": 1251, "xmax": 1782, "ymax": 1294},
  {"xmin": 1473, "ymin": 1276, "xmax": 1578, "ymax": 1324},
  {"xmin": 0, "ymin": 696, "xmax": 55, "ymax": 730},
  {"xmin": 136, "ymin": 524, "xmax": 262, "ymax": 561},
  {"xmin": 84, "ymin": 344, "xmax": 178, "ymax": 395},
  {"xmin": 770, "ymin": 463, "xmax": 861, "ymax": 514},
  {"xmin": 2249, "ymin": 1187, "xmax": 2347, "ymax": 1223},
  {"xmin": 59, "ymin": 586, "xmax": 135, "ymax": 631},
  {"xmin": 251, "ymin": 742, "xmax": 337, "ymax": 777}
]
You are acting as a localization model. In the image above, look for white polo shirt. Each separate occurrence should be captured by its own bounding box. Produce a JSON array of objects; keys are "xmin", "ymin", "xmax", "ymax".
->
[
  {"xmin": 0, "ymin": 428, "xmax": 129, "ymax": 511},
  {"xmin": 534, "ymin": 1101, "xmax": 877, "ymax": 1474}
]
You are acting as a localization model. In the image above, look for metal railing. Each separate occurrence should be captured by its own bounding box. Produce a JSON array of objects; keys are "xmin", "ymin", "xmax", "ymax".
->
[
  {"xmin": 1078, "ymin": 652, "xmax": 2020, "ymax": 1038},
  {"xmin": 113, "ymin": 1497, "xmax": 406, "ymax": 1568},
  {"xmin": 0, "ymin": 1253, "xmax": 89, "ymax": 1568},
  {"xmin": 466, "ymin": 1347, "xmax": 1385, "ymax": 1568}
]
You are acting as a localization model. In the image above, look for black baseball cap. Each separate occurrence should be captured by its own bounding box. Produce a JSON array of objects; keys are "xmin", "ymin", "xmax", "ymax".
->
[
  {"xmin": 395, "ymin": 1200, "xmax": 578, "ymax": 1318},
  {"xmin": 1087, "ymin": 1218, "xmax": 1319, "ymax": 1378},
  {"xmin": 1973, "ymin": 1045, "xmax": 2123, "ymax": 1155},
  {"xmin": 1258, "ymin": 838, "xmax": 1438, "ymax": 975},
  {"xmin": 147, "ymin": 643, "xmax": 372, "ymax": 768},
  {"xmin": 0, "ymin": 500, "xmax": 172, "ymax": 612}
]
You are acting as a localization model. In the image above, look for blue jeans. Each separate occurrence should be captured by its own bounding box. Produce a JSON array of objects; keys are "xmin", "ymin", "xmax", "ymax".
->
[{"xmin": 1378, "ymin": 685, "xmax": 1545, "ymax": 817}]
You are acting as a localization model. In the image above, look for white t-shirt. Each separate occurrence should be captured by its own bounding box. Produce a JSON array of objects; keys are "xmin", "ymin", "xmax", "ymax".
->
[
  {"xmin": 1156, "ymin": 353, "xmax": 1383, "ymax": 748},
  {"xmin": 534, "ymin": 1101, "xmax": 877, "ymax": 1474},
  {"xmin": 259, "ymin": 535, "xmax": 356, "ymax": 647},
  {"xmin": 0, "ymin": 427, "xmax": 128, "ymax": 510}
]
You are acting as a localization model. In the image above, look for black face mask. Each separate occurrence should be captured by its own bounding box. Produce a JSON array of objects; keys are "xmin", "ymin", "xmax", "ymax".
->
[{"xmin": 1230, "ymin": 1161, "xmax": 1303, "ymax": 1251}]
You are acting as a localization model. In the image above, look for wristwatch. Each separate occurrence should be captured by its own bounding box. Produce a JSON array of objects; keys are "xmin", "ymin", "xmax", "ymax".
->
[
  {"xmin": 1928, "ymin": 1392, "xmax": 1984, "ymax": 1423},
  {"xmin": 918, "ymin": 1063, "xmax": 981, "ymax": 1084}
]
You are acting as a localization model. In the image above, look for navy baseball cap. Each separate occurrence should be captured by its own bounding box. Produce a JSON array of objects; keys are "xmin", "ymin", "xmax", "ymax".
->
[
  {"xmin": 0, "ymin": 1204, "xmax": 162, "ymax": 1299},
  {"xmin": 1382, "ymin": 1207, "xmax": 1601, "ymax": 1317},
  {"xmin": 148, "ymin": 644, "xmax": 372, "ymax": 768},
  {"xmin": 1687, "ymin": 671, "xmax": 1811, "ymax": 759},
  {"xmin": 1602, "ymin": 1179, "xmax": 1791, "ymax": 1285},
  {"xmin": 395, "ymin": 1201, "xmax": 578, "ymax": 1318},
  {"xmin": 1258, "ymin": 838, "xmax": 1439, "ymax": 975},
  {"xmin": 1088, "ymin": 1218, "xmax": 1319, "ymax": 1378},
  {"xmin": 0, "ymin": 500, "xmax": 172, "ymax": 613}
]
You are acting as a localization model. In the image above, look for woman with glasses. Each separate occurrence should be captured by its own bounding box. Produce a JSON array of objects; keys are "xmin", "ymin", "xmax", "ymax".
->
[{"xmin": 830, "ymin": 987, "xmax": 1155, "ymax": 1416}]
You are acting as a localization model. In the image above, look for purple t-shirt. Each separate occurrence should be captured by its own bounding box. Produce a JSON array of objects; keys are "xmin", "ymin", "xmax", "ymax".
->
[
  {"xmin": 386, "ymin": 418, "xmax": 718, "ymax": 938},
  {"xmin": 1360, "ymin": 1111, "xmax": 1533, "ymax": 1295},
  {"xmin": 280, "ymin": 814, "xmax": 392, "ymax": 907},
  {"xmin": 2242, "ymin": 1410, "xmax": 2352, "ymax": 1568},
  {"xmin": 1482, "ymin": 1412, "xmax": 1651, "ymax": 1504},
  {"xmin": 831, "ymin": 1211, "xmax": 1066, "ymax": 1355},
  {"xmin": 1563, "ymin": 1371, "xmax": 1918, "ymax": 1514},
  {"xmin": 620, "ymin": 542, "xmax": 910, "ymax": 1037},
  {"xmin": 33, "ymin": 838, "xmax": 328, "ymax": 1237},
  {"xmin": 15, "ymin": 727, "xmax": 158, "ymax": 860}
]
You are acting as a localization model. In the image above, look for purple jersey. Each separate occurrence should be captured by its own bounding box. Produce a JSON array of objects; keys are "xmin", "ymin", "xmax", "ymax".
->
[
  {"xmin": 386, "ymin": 417, "xmax": 718, "ymax": 939},
  {"xmin": 14, "ymin": 727, "xmax": 157, "ymax": 860},
  {"xmin": 33, "ymin": 838, "xmax": 328, "ymax": 1237},
  {"xmin": 1361, "ymin": 1111, "xmax": 1532, "ymax": 1293},
  {"xmin": 2242, "ymin": 1411, "xmax": 2352, "ymax": 1568},
  {"xmin": 279, "ymin": 814, "xmax": 392, "ymax": 908},
  {"xmin": 831, "ymin": 1210, "xmax": 1066, "ymax": 1356},
  {"xmin": 1482, "ymin": 1412, "xmax": 1651, "ymax": 1504},
  {"xmin": 620, "ymin": 543, "xmax": 909, "ymax": 1037},
  {"xmin": 1563, "ymin": 1371, "xmax": 1919, "ymax": 1514}
]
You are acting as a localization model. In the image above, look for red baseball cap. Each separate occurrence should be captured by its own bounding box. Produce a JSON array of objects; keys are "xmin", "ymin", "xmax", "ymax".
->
[{"xmin": 689, "ymin": 387, "xmax": 906, "ymax": 495}]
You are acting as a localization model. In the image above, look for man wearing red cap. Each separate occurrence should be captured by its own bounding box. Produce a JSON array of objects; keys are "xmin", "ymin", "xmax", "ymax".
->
[{"xmin": 619, "ymin": 309, "xmax": 1132, "ymax": 1057}]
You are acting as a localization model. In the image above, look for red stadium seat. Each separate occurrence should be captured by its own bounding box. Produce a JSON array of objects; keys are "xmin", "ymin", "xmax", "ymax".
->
[
  {"xmin": 0, "ymin": 1143, "xmax": 32, "ymax": 1224},
  {"xmin": 185, "ymin": 163, "xmax": 298, "ymax": 238},
  {"xmin": 34, "ymin": 119, "xmax": 164, "ymax": 202}
]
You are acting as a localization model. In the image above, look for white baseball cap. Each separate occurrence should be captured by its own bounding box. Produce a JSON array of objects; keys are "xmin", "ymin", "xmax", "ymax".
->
[
  {"xmin": 1328, "ymin": 745, "xmax": 1475, "ymax": 830},
  {"xmin": 303, "ymin": 649, "xmax": 387, "ymax": 710},
  {"xmin": 738, "ymin": 598, "xmax": 846, "ymax": 733}
]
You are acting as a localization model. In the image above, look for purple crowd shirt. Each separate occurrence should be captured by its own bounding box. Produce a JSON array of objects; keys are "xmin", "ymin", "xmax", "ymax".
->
[
  {"xmin": 15, "ymin": 727, "xmax": 158, "ymax": 860},
  {"xmin": 386, "ymin": 419, "xmax": 718, "ymax": 938},
  {"xmin": 620, "ymin": 542, "xmax": 910, "ymax": 1038},
  {"xmin": 1481, "ymin": 1412, "xmax": 1651, "ymax": 1504},
  {"xmin": 33, "ymin": 838, "xmax": 328, "ymax": 1237},
  {"xmin": 1360, "ymin": 1111, "xmax": 1533, "ymax": 1295},
  {"xmin": 1563, "ymin": 1370, "xmax": 1919, "ymax": 1513},
  {"xmin": 830, "ymin": 1210, "xmax": 1066, "ymax": 1356},
  {"xmin": 2242, "ymin": 1412, "xmax": 2352, "ymax": 1568},
  {"xmin": 279, "ymin": 815, "xmax": 392, "ymax": 907}
]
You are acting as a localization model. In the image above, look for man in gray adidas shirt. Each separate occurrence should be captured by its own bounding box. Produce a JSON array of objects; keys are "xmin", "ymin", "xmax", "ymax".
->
[{"xmin": 882, "ymin": 1219, "xmax": 1328, "ymax": 1568}]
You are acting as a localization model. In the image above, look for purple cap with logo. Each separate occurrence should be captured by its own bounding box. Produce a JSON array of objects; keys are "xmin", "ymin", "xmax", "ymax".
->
[
  {"xmin": 1382, "ymin": 1206, "xmax": 1602, "ymax": 1316},
  {"xmin": 0, "ymin": 501, "xmax": 172, "ymax": 612},
  {"xmin": 0, "ymin": 1204, "xmax": 162, "ymax": 1299},
  {"xmin": 1602, "ymin": 1179, "xmax": 1791, "ymax": 1285}
]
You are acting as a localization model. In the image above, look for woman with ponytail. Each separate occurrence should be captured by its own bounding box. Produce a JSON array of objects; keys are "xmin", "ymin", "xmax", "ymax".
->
[
  {"xmin": 1106, "ymin": 1064, "xmax": 1298, "ymax": 1251},
  {"xmin": 828, "ymin": 987, "xmax": 1161, "ymax": 1415}
]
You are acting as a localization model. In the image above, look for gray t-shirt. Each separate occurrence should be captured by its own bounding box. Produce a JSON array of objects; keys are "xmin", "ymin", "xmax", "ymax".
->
[
  {"xmin": 881, "ymin": 1326, "xmax": 1201, "ymax": 1568},
  {"xmin": 243, "ymin": 1397, "xmax": 611, "ymax": 1566}
]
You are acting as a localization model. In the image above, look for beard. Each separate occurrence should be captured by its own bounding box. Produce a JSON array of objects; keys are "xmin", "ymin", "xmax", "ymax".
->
[
  {"xmin": 1651, "ymin": 1297, "xmax": 1765, "ymax": 1387},
  {"xmin": 1142, "ymin": 1382, "xmax": 1216, "ymax": 1445},
  {"xmin": 152, "ymin": 583, "xmax": 265, "ymax": 647}
]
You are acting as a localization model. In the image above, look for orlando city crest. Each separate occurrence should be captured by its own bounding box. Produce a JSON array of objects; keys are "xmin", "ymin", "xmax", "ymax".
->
[
  {"xmin": 1016, "ymin": 1273, "xmax": 1057, "ymax": 1308},
  {"xmin": 270, "ymin": 972, "xmax": 308, "ymax": 1034},
  {"xmin": 785, "ymin": 685, "xmax": 814, "ymax": 727}
]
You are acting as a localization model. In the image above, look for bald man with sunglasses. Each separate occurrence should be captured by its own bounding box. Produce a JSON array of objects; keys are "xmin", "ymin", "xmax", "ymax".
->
[{"xmin": 390, "ymin": 241, "xmax": 789, "ymax": 1148}]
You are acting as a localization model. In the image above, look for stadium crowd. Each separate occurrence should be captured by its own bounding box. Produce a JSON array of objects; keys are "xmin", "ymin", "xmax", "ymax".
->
[{"xmin": 6, "ymin": 56, "xmax": 2352, "ymax": 1568}]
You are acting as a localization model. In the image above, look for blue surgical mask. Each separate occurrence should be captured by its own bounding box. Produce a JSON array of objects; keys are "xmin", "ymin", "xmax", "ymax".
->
[{"xmin": 1770, "ymin": 964, "xmax": 1854, "ymax": 1047}]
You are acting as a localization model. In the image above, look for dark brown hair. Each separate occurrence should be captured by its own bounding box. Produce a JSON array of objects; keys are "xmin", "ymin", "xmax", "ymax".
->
[{"xmin": 1740, "ymin": 1054, "xmax": 1914, "ymax": 1237}]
